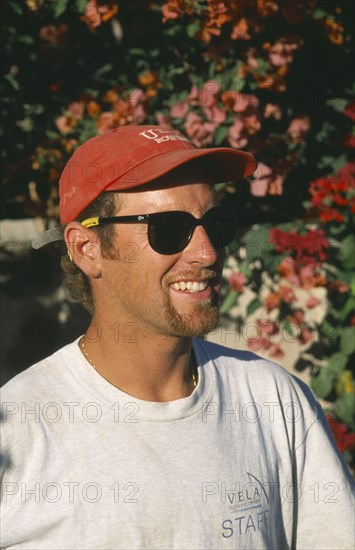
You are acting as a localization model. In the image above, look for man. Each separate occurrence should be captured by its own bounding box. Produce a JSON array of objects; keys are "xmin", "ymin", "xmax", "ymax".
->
[{"xmin": 1, "ymin": 125, "xmax": 353, "ymax": 549}]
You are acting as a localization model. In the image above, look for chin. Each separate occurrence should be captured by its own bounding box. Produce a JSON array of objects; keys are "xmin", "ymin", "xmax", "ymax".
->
[{"xmin": 165, "ymin": 303, "xmax": 220, "ymax": 338}]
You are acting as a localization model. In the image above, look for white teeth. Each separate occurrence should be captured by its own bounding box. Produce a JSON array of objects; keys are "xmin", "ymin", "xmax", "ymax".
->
[{"xmin": 171, "ymin": 280, "xmax": 208, "ymax": 292}]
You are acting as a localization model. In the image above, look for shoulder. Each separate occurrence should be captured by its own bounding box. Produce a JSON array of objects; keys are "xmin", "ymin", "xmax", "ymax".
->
[
  {"xmin": 194, "ymin": 337, "xmax": 290, "ymax": 377},
  {"xmin": 193, "ymin": 337, "xmax": 318, "ymax": 405},
  {"xmin": 1, "ymin": 339, "xmax": 81, "ymax": 404}
]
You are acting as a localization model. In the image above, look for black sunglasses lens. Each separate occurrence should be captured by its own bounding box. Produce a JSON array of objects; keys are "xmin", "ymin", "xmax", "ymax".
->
[
  {"xmin": 204, "ymin": 206, "xmax": 237, "ymax": 248},
  {"xmin": 148, "ymin": 212, "xmax": 193, "ymax": 254}
]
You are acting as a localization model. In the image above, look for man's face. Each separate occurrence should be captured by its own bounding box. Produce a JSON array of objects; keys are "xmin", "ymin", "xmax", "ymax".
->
[{"xmin": 95, "ymin": 181, "xmax": 225, "ymax": 338}]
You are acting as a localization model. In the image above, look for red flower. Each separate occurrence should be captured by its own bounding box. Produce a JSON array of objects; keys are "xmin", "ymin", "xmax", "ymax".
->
[
  {"xmin": 345, "ymin": 134, "xmax": 355, "ymax": 148},
  {"xmin": 344, "ymin": 101, "xmax": 355, "ymax": 122},
  {"xmin": 326, "ymin": 414, "xmax": 355, "ymax": 454},
  {"xmin": 270, "ymin": 227, "xmax": 330, "ymax": 263},
  {"xmin": 320, "ymin": 208, "xmax": 344, "ymax": 222}
]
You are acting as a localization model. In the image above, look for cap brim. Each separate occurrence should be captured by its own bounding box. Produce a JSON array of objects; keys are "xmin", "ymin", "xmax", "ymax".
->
[
  {"xmin": 32, "ymin": 227, "xmax": 64, "ymax": 250},
  {"xmin": 106, "ymin": 147, "xmax": 257, "ymax": 190}
]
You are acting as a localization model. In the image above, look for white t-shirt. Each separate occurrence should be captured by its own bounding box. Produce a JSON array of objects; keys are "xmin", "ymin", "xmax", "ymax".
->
[{"xmin": 0, "ymin": 337, "xmax": 354, "ymax": 549}]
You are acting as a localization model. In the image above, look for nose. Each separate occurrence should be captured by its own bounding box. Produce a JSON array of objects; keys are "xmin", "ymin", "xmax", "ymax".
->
[{"xmin": 182, "ymin": 225, "xmax": 222, "ymax": 266}]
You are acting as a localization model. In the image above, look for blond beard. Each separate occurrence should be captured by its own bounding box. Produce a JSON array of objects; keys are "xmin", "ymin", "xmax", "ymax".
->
[{"xmin": 163, "ymin": 294, "xmax": 220, "ymax": 337}]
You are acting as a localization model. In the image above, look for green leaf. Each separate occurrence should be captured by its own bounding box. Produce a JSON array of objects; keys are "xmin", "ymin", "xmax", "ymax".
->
[
  {"xmin": 164, "ymin": 25, "xmax": 182, "ymax": 37},
  {"xmin": 340, "ymin": 327, "xmax": 355, "ymax": 356},
  {"xmin": 311, "ymin": 368, "xmax": 335, "ymax": 399},
  {"xmin": 18, "ymin": 35, "xmax": 34, "ymax": 45},
  {"xmin": 338, "ymin": 297, "xmax": 355, "ymax": 321},
  {"xmin": 95, "ymin": 64, "xmax": 114, "ymax": 77},
  {"xmin": 317, "ymin": 154, "xmax": 347, "ymax": 171},
  {"xmin": 52, "ymin": 0, "xmax": 69, "ymax": 17},
  {"xmin": 46, "ymin": 130, "xmax": 60, "ymax": 140},
  {"xmin": 329, "ymin": 223, "xmax": 347, "ymax": 236},
  {"xmin": 5, "ymin": 74, "xmax": 20, "ymax": 91},
  {"xmin": 246, "ymin": 297, "xmax": 262, "ymax": 317},
  {"xmin": 326, "ymin": 98, "xmax": 348, "ymax": 113},
  {"xmin": 327, "ymin": 352, "xmax": 348, "ymax": 374},
  {"xmin": 214, "ymin": 125, "xmax": 229, "ymax": 146},
  {"xmin": 335, "ymin": 394, "xmax": 355, "ymax": 430},
  {"xmin": 8, "ymin": 0, "xmax": 23, "ymax": 15},
  {"xmin": 186, "ymin": 23, "xmax": 200, "ymax": 38},
  {"xmin": 241, "ymin": 225, "xmax": 271, "ymax": 262},
  {"xmin": 220, "ymin": 291, "xmax": 238, "ymax": 315},
  {"xmin": 313, "ymin": 9, "xmax": 329, "ymax": 20},
  {"xmin": 75, "ymin": 0, "xmax": 88, "ymax": 13},
  {"xmin": 340, "ymin": 234, "xmax": 355, "ymax": 270},
  {"xmin": 342, "ymin": 449, "xmax": 353, "ymax": 466},
  {"xmin": 320, "ymin": 319, "xmax": 339, "ymax": 343}
]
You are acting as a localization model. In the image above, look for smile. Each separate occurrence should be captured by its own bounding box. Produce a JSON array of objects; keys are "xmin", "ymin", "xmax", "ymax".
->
[{"xmin": 170, "ymin": 280, "xmax": 209, "ymax": 293}]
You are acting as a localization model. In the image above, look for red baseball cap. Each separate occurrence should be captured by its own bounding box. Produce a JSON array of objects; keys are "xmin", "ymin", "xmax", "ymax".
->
[{"xmin": 32, "ymin": 124, "xmax": 257, "ymax": 248}]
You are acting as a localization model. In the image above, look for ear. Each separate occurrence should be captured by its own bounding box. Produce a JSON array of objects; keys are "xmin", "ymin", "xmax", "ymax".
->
[{"xmin": 64, "ymin": 222, "xmax": 102, "ymax": 279}]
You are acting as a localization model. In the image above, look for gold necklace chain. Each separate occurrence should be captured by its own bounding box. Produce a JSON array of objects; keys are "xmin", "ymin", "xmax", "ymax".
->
[{"xmin": 79, "ymin": 336, "xmax": 198, "ymax": 389}]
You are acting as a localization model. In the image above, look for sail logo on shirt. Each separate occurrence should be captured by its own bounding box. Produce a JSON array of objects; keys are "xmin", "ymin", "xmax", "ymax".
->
[
  {"xmin": 203, "ymin": 472, "xmax": 273, "ymax": 539},
  {"xmin": 202, "ymin": 472, "xmax": 269, "ymax": 512}
]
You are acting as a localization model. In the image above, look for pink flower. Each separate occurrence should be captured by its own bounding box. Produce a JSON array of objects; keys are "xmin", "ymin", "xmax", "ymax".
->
[
  {"xmin": 290, "ymin": 309, "xmax": 304, "ymax": 326},
  {"xmin": 287, "ymin": 116, "xmax": 310, "ymax": 143},
  {"xmin": 170, "ymin": 101, "xmax": 189, "ymax": 119},
  {"xmin": 257, "ymin": 0, "xmax": 279, "ymax": 18},
  {"xmin": 203, "ymin": 104, "xmax": 226, "ymax": 124},
  {"xmin": 228, "ymin": 118, "xmax": 248, "ymax": 149},
  {"xmin": 155, "ymin": 112, "xmax": 172, "ymax": 127},
  {"xmin": 125, "ymin": 88, "xmax": 145, "ymax": 106},
  {"xmin": 184, "ymin": 112, "xmax": 216, "ymax": 147},
  {"xmin": 278, "ymin": 286, "xmax": 296, "ymax": 303},
  {"xmin": 55, "ymin": 115, "xmax": 73, "ymax": 135},
  {"xmin": 39, "ymin": 23, "xmax": 69, "ymax": 44},
  {"xmin": 96, "ymin": 112, "xmax": 116, "ymax": 134},
  {"xmin": 269, "ymin": 174, "xmax": 284, "ymax": 195},
  {"xmin": 247, "ymin": 336, "xmax": 270, "ymax": 352},
  {"xmin": 268, "ymin": 343, "xmax": 285, "ymax": 359},
  {"xmin": 246, "ymin": 48, "xmax": 259, "ymax": 69},
  {"xmin": 233, "ymin": 94, "xmax": 259, "ymax": 113},
  {"xmin": 229, "ymin": 272, "xmax": 246, "ymax": 293},
  {"xmin": 249, "ymin": 162, "xmax": 272, "ymax": 197},
  {"xmin": 230, "ymin": 18, "xmax": 250, "ymax": 40},
  {"xmin": 131, "ymin": 103, "xmax": 146, "ymax": 124},
  {"xmin": 243, "ymin": 114, "xmax": 261, "ymax": 135},
  {"xmin": 81, "ymin": 1, "xmax": 118, "ymax": 31},
  {"xmin": 306, "ymin": 296, "xmax": 321, "ymax": 309},
  {"xmin": 199, "ymin": 80, "xmax": 221, "ymax": 108},
  {"xmin": 67, "ymin": 102, "xmax": 84, "ymax": 120},
  {"xmin": 188, "ymin": 85, "xmax": 200, "ymax": 104},
  {"xmin": 268, "ymin": 40, "xmax": 299, "ymax": 67},
  {"xmin": 298, "ymin": 327, "xmax": 314, "ymax": 345},
  {"xmin": 264, "ymin": 292, "xmax": 280, "ymax": 311},
  {"xmin": 264, "ymin": 103, "xmax": 282, "ymax": 120},
  {"xmin": 299, "ymin": 264, "xmax": 316, "ymax": 289},
  {"xmin": 257, "ymin": 319, "xmax": 279, "ymax": 337},
  {"xmin": 162, "ymin": 2, "xmax": 182, "ymax": 23},
  {"xmin": 278, "ymin": 257, "xmax": 300, "ymax": 286}
]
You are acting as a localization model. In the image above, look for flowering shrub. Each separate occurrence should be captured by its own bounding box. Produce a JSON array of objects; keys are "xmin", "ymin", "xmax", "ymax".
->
[
  {"xmin": 222, "ymin": 164, "xmax": 355, "ymax": 466},
  {"xmin": 1, "ymin": 0, "xmax": 354, "ymax": 463}
]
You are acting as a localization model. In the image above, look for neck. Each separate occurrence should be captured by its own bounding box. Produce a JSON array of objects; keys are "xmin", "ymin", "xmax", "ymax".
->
[{"xmin": 81, "ymin": 317, "xmax": 197, "ymax": 402}]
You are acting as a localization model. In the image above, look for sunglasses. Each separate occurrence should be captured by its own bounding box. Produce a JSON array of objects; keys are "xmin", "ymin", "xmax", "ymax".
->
[{"xmin": 81, "ymin": 204, "xmax": 238, "ymax": 255}]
